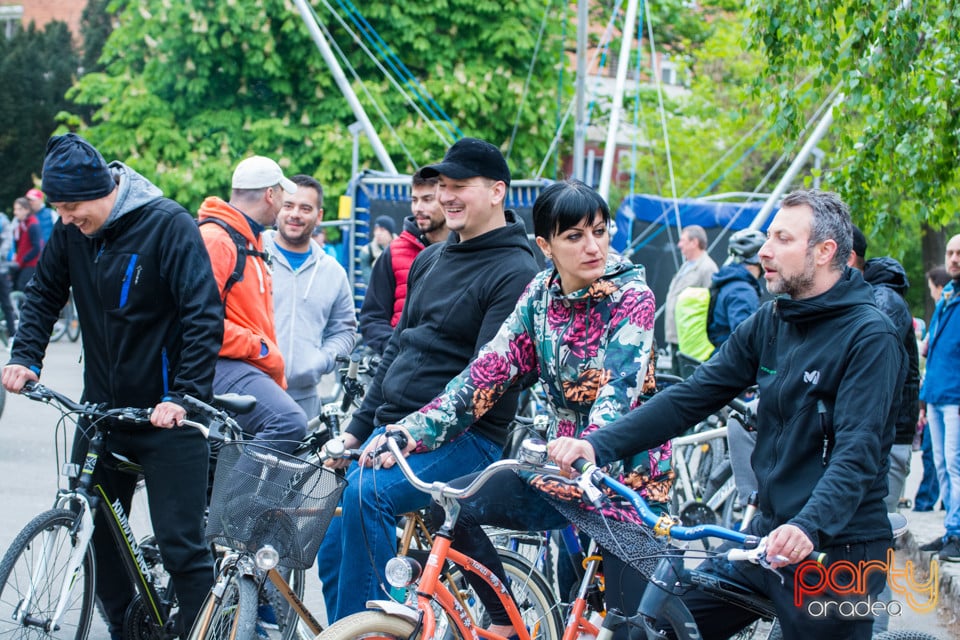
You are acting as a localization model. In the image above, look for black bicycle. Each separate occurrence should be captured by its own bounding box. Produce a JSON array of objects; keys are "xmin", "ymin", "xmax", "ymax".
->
[{"xmin": 0, "ymin": 382, "xmax": 248, "ymax": 640}]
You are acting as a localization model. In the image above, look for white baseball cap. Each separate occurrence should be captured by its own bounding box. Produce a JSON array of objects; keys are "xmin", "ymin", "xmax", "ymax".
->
[{"xmin": 232, "ymin": 156, "xmax": 297, "ymax": 193}]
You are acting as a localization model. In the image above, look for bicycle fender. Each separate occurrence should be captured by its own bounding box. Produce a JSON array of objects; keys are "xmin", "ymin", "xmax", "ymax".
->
[{"xmin": 364, "ymin": 599, "xmax": 419, "ymax": 623}]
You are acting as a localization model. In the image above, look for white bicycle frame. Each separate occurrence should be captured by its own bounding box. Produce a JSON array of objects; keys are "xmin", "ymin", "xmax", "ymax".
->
[{"xmin": 671, "ymin": 425, "xmax": 727, "ymax": 504}]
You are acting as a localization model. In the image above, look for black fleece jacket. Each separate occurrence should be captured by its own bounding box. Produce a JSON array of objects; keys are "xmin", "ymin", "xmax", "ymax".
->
[
  {"xmin": 348, "ymin": 210, "xmax": 538, "ymax": 448},
  {"xmin": 588, "ymin": 267, "xmax": 905, "ymax": 548},
  {"xmin": 862, "ymin": 257, "xmax": 920, "ymax": 445},
  {"xmin": 11, "ymin": 198, "xmax": 223, "ymax": 408}
]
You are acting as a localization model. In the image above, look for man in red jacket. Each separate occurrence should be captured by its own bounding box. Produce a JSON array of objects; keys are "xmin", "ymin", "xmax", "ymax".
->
[{"xmin": 358, "ymin": 168, "xmax": 448, "ymax": 353}]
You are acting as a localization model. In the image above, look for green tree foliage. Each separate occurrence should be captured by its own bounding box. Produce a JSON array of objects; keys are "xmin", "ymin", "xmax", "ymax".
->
[
  {"xmin": 68, "ymin": 0, "xmax": 568, "ymax": 211},
  {"xmin": 747, "ymin": 1, "xmax": 960, "ymax": 243},
  {"xmin": 0, "ymin": 21, "xmax": 79, "ymax": 208}
]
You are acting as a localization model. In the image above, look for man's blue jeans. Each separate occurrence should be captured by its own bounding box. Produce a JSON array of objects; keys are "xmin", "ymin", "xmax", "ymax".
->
[
  {"xmin": 316, "ymin": 428, "xmax": 501, "ymax": 622},
  {"xmin": 914, "ymin": 426, "xmax": 940, "ymax": 510},
  {"xmin": 927, "ymin": 403, "xmax": 960, "ymax": 537}
]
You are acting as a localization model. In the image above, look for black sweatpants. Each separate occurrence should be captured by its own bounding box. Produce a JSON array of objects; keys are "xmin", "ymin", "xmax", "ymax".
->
[{"xmin": 72, "ymin": 425, "xmax": 214, "ymax": 638}]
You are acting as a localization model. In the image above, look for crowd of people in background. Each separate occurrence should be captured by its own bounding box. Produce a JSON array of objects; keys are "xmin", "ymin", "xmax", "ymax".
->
[{"xmin": 1, "ymin": 131, "xmax": 958, "ymax": 640}]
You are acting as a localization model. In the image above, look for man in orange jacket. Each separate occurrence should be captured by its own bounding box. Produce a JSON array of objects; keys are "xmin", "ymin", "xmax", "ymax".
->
[{"xmin": 198, "ymin": 156, "xmax": 307, "ymax": 452}]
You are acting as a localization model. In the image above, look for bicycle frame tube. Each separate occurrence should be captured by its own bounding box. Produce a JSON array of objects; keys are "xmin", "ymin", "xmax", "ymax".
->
[
  {"xmin": 412, "ymin": 537, "xmax": 533, "ymax": 640},
  {"xmin": 561, "ymin": 551, "xmax": 602, "ymax": 640},
  {"xmin": 95, "ymin": 484, "xmax": 167, "ymax": 626}
]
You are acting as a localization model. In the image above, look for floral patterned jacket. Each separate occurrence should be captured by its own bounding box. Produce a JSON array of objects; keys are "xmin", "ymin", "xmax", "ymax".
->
[{"xmin": 398, "ymin": 254, "xmax": 674, "ymax": 504}]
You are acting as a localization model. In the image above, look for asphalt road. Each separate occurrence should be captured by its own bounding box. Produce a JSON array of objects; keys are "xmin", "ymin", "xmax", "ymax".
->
[{"xmin": 0, "ymin": 338, "xmax": 951, "ymax": 638}]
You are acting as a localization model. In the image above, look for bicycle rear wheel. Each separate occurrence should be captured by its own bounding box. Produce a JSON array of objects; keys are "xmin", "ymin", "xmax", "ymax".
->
[
  {"xmin": 447, "ymin": 549, "xmax": 562, "ymax": 640},
  {"xmin": 188, "ymin": 568, "xmax": 257, "ymax": 640},
  {"xmin": 0, "ymin": 509, "xmax": 96, "ymax": 640}
]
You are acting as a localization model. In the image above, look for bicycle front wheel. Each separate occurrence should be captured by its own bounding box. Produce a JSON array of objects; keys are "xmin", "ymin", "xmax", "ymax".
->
[
  {"xmin": 188, "ymin": 568, "xmax": 257, "ymax": 640},
  {"xmin": 0, "ymin": 509, "xmax": 96, "ymax": 640},
  {"xmin": 448, "ymin": 549, "xmax": 562, "ymax": 640},
  {"xmin": 317, "ymin": 611, "xmax": 415, "ymax": 639}
]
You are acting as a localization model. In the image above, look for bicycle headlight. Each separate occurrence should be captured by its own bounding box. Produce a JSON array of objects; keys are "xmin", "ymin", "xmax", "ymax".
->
[
  {"xmin": 254, "ymin": 545, "xmax": 280, "ymax": 571},
  {"xmin": 384, "ymin": 556, "xmax": 421, "ymax": 588}
]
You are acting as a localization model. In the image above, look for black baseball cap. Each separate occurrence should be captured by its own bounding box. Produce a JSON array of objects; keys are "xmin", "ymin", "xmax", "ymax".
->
[{"xmin": 420, "ymin": 137, "xmax": 511, "ymax": 187}]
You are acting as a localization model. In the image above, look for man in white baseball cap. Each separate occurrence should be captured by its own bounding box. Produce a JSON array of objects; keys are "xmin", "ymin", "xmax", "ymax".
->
[
  {"xmin": 196, "ymin": 155, "xmax": 307, "ymax": 456},
  {"xmin": 231, "ymin": 155, "xmax": 298, "ymax": 195}
]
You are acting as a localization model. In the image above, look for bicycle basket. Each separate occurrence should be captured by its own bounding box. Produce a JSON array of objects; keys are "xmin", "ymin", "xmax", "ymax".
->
[{"xmin": 205, "ymin": 441, "xmax": 346, "ymax": 569}]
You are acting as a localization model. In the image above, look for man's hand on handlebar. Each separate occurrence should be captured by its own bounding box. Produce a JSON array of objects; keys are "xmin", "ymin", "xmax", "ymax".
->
[
  {"xmin": 150, "ymin": 401, "xmax": 187, "ymax": 429},
  {"xmin": 547, "ymin": 436, "xmax": 597, "ymax": 475},
  {"xmin": 765, "ymin": 524, "xmax": 814, "ymax": 569},
  {"xmin": 2, "ymin": 364, "xmax": 38, "ymax": 393},
  {"xmin": 361, "ymin": 426, "xmax": 415, "ymax": 469},
  {"xmin": 323, "ymin": 433, "xmax": 362, "ymax": 469}
]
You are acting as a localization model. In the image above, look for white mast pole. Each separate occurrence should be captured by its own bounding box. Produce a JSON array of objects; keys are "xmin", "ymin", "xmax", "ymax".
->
[
  {"xmin": 292, "ymin": 0, "xmax": 398, "ymax": 174},
  {"xmin": 598, "ymin": 0, "xmax": 640, "ymax": 202}
]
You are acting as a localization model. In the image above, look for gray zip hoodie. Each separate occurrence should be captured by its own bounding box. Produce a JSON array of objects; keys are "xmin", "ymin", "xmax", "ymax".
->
[{"xmin": 263, "ymin": 231, "xmax": 357, "ymax": 402}]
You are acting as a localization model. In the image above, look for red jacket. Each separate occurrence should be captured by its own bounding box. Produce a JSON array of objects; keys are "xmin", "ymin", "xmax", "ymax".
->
[
  {"xmin": 389, "ymin": 230, "xmax": 425, "ymax": 325},
  {"xmin": 198, "ymin": 197, "xmax": 286, "ymax": 388}
]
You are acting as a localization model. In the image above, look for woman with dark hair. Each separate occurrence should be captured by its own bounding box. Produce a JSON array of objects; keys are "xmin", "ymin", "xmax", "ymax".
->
[{"xmin": 378, "ymin": 179, "xmax": 672, "ymax": 638}]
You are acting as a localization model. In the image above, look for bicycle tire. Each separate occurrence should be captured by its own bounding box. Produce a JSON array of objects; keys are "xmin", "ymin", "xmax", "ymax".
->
[
  {"xmin": 187, "ymin": 569, "xmax": 257, "ymax": 640},
  {"xmin": 0, "ymin": 508, "xmax": 96, "ymax": 640},
  {"xmin": 872, "ymin": 632, "xmax": 941, "ymax": 640},
  {"xmin": 67, "ymin": 296, "xmax": 81, "ymax": 342},
  {"xmin": 316, "ymin": 610, "xmax": 416, "ymax": 639},
  {"xmin": 255, "ymin": 568, "xmax": 305, "ymax": 640},
  {"xmin": 446, "ymin": 549, "xmax": 562, "ymax": 640}
]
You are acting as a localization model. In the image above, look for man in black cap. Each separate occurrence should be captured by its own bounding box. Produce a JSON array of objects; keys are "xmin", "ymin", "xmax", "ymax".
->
[
  {"xmin": 2, "ymin": 133, "xmax": 223, "ymax": 639},
  {"xmin": 317, "ymin": 137, "xmax": 539, "ymax": 621}
]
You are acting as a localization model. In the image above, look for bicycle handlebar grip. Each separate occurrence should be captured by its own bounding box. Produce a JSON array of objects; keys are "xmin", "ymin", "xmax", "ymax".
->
[
  {"xmin": 346, "ymin": 356, "xmax": 360, "ymax": 381},
  {"xmin": 806, "ymin": 550, "xmax": 826, "ymax": 564},
  {"xmin": 372, "ymin": 430, "xmax": 409, "ymax": 458},
  {"xmin": 572, "ymin": 457, "xmax": 595, "ymax": 474}
]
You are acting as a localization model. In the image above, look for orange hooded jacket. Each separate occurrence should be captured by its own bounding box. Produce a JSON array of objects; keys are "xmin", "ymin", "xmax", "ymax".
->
[{"xmin": 198, "ymin": 196, "xmax": 286, "ymax": 388}]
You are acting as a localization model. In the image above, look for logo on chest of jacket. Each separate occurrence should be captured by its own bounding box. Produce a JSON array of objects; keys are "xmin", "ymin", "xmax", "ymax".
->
[
  {"xmin": 134, "ymin": 265, "xmax": 143, "ymax": 285},
  {"xmin": 803, "ymin": 370, "xmax": 821, "ymax": 385}
]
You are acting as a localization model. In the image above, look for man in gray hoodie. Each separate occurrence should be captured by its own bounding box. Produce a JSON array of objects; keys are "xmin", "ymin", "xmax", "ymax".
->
[{"xmin": 264, "ymin": 174, "xmax": 356, "ymax": 418}]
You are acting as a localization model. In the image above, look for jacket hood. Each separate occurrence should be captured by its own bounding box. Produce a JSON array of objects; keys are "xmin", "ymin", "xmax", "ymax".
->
[
  {"xmin": 547, "ymin": 254, "xmax": 643, "ymax": 302},
  {"xmin": 863, "ymin": 257, "xmax": 910, "ymax": 294},
  {"xmin": 447, "ymin": 210, "xmax": 536, "ymax": 259},
  {"xmin": 263, "ymin": 230, "xmax": 327, "ymax": 297},
  {"xmin": 712, "ymin": 262, "xmax": 761, "ymax": 292},
  {"xmin": 775, "ymin": 267, "xmax": 875, "ymax": 323},
  {"xmin": 197, "ymin": 196, "xmax": 258, "ymax": 245},
  {"xmin": 97, "ymin": 162, "xmax": 163, "ymax": 238}
]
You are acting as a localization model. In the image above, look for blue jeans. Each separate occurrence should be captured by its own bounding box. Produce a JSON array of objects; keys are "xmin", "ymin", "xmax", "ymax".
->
[
  {"xmin": 316, "ymin": 428, "xmax": 501, "ymax": 622},
  {"xmin": 914, "ymin": 425, "xmax": 941, "ymax": 510},
  {"xmin": 927, "ymin": 403, "xmax": 960, "ymax": 536}
]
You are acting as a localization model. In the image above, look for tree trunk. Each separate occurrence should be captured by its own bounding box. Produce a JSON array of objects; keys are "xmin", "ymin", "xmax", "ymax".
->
[{"xmin": 921, "ymin": 222, "xmax": 946, "ymax": 321}]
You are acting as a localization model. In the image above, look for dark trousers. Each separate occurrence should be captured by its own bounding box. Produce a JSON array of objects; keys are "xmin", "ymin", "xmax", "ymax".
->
[
  {"xmin": 914, "ymin": 427, "xmax": 940, "ymax": 510},
  {"xmin": 433, "ymin": 469, "xmax": 648, "ymax": 639},
  {"xmin": 72, "ymin": 426, "xmax": 214, "ymax": 638},
  {"xmin": 679, "ymin": 538, "xmax": 890, "ymax": 640},
  {"xmin": 0, "ymin": 271, "xmax": 16, "ymax": 335}
]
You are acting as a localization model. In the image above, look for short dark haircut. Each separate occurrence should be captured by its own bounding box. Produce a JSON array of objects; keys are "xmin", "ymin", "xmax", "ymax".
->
[
  {"xmin": 412, "ymin": 168, "xmax": 439, "ymax": 188},
  {"xmin": 780, "ymin": 189, "xmax": 852, "ymax": 272},
  {"xmin": 532, "ymin": 179, "xmax": 610, "ymax": 240},
  {"xmin": 291, "ymin": 174, "xmax": 323, "ymax": 208},
  {"xmin": 927, "ymin": 265, "xmax": 951, "ymax": 288}
]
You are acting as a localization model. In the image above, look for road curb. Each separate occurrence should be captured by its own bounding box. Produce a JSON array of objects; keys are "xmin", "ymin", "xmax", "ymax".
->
[{"xmin": 899, "ymin": 527, "xmax": 960, "ymax": 619}]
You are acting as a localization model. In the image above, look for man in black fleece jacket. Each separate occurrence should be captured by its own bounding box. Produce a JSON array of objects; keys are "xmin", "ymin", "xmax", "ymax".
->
[
  {"xmin": 317, "ymin": 138, "xmax": 539, "ymax": 621},
  {"xmin": 551, "ymin": 190, "xmax": 905, "ymax": 640}
]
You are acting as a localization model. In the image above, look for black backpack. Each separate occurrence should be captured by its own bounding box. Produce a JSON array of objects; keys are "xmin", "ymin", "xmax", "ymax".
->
[{"xmin": 198, "ymin": 218, "xmax": 271, "ymax": 303}]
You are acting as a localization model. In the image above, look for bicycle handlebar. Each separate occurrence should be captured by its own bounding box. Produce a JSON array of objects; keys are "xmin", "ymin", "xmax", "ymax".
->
[{"xmin": 21, "ymin": 381, "xmax": 152, "ymax": 425}]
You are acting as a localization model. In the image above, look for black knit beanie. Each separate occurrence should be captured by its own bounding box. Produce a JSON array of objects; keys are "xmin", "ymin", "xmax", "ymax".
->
[{"xmin": 41, "ymin": 133, "xmax": 115, "ymax": 203}]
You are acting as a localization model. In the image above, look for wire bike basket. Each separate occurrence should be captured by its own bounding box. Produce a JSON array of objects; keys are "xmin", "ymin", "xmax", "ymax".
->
[{"xmin": 206, "ymin": 441, "xmax": 346, "ymax": 569}]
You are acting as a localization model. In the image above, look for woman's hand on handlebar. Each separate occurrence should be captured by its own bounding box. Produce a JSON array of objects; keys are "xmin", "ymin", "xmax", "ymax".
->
[
  {"xmin": 765, "ymin": 524, "xmax": 814, "ymax": 569},
  {"xmin": 151, "ymin": 400, "xmax": 186, "ymax": 429},
  {"xmin": 2, "ymin": 364, "xmax": 38, "ymax": 393},
  {"xmin": 361, "ymin": 426, "xmax": 415, "ymax": 469},
  {"xmin": 323, "ymin": 433, "xmax": 362, "ymax": 469},
  {"xmin": 547, "ymin": 436, "xmax": 597, "ymax": 475}
]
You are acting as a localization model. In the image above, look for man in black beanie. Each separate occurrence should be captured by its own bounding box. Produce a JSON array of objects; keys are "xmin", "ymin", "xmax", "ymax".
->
[{"xmin": 2, "ymin": 133, "xmax": 224, "ymax": 639}]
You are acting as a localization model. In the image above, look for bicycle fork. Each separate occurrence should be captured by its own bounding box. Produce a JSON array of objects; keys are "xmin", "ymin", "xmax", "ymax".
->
[{"xmin": 19, "ymin": 504, "xmax": 95, "ymax": 632}]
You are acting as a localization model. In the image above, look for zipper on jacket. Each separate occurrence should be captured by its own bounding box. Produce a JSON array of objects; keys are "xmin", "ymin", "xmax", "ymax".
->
[
  {"xmin": 119, "ymin": 254, "xmax": 139, "ymax": 308},
  {"xmin": 161, "ymin": 347, "xmax": 170, "ymax": 397},
  {"xmin": 818, "ymin": 400, "xmax": 833, "ymax": 466}
]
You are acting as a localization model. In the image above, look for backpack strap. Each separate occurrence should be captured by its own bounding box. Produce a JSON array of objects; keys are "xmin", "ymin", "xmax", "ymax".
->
[
  {"xmin": 199, "ymin": 218, "xmax": 271, "ymax": 302},
  {"xmin": 706, "ymin": 280, "xmax": 721, "ymax": 339}
]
